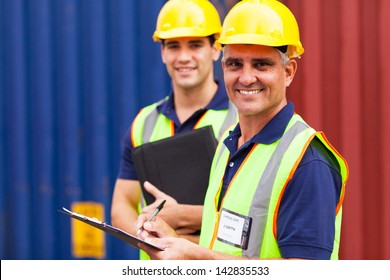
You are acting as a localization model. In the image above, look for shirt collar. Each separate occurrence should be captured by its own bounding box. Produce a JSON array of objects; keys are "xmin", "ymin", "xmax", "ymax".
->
[
  {"xmin": 228, "ymin": 102, "xmax": 295, "ymax": 145},
  {"xmin": 156, "ymin": 80, "xmax": 229, "ymax": 116}
]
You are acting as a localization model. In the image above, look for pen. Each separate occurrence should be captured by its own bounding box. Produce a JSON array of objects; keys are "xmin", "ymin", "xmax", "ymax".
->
[{"xmin": 137, "ymin": 199, "xmax": 166, "ymax": 235}]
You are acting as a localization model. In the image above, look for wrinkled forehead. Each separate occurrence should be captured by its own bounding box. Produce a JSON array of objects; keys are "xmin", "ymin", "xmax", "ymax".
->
[{"xmin": 222, "ymin": 44, "xmax": 279, "ymax": 58}]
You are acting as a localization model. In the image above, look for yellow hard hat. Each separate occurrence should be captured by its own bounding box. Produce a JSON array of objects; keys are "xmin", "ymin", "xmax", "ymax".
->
[
  {"xmin": 217, "ymin": 0, "xmax": 304, "ymax": 58},
  {"xmin": 153, "ymin": 0, "xmax": 222, "ymax": 42}
]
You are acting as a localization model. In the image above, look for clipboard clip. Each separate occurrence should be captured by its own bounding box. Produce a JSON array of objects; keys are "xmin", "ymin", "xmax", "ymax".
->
[{"xmin": 61, "ymin": 207, "xmax": 107, "ymax": 226}]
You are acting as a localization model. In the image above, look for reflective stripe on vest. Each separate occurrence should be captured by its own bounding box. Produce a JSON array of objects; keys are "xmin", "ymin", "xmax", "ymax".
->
[
  {"xmin": 142, "ymin": 98, "xmax": 166, "ymax": 143},
  {"xmin": 132, "ymin": 100, "xmax": 238, "ymax": 146},
  {"xmin": 199, "ymin": 114, "xmax": 348, "ymax": 259},
  {"xmin": 245, "ymin": 120, "xmax": 308, "ymax": 257},
  {"xmin": 216, "ymin": 101, "xmax": 238, "ymax": 140}
]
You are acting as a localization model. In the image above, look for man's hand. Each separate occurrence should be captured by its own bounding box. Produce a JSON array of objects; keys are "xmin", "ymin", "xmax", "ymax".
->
[
  {"xmin": 141, "ymin": 181, "xmax": 201, "ymax": 235},
  {"xmin": 137, "ymin": 217, "xmax": 199, "ymax": 260},
  {"xmin": 136, "ymin": 214, "xmax": 177, "ymax": 239},
  {"xmin": 139, "ymin": 236, "xmax": 200, "ymax": 260}
]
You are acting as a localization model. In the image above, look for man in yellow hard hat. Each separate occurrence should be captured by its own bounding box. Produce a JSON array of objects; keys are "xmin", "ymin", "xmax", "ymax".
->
[
  {"xmin": 110, "ymin": 0, "xmax": 237, "ymax": 259},
  {"xmin": 137, "ymin": 0, "xmax": 349, "ymax": 260}
]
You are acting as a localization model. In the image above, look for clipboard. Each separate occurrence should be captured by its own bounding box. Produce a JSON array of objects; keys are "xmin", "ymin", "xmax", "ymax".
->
[
  {"xmin": 132, "ymin": 125, "xmax": 218, "ymax": 206},
  {"xmin": 58, "ymin": 207, "xmax": 163, "ymax": 251}
]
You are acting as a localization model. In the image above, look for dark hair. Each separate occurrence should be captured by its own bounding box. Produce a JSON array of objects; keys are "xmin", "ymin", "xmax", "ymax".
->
[
  {"xmin": 208, "ymin": 35, "xmax": 216, "ymax": 46},
  {"xmin": 275, "ymin": 45, "xmax": 288, "ymax": 53}
]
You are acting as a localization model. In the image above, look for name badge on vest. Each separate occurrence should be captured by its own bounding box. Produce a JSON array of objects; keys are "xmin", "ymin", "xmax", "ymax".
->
[{"xmin": 217, "ymin": 208, "xmax": 252, "ymax": 250}]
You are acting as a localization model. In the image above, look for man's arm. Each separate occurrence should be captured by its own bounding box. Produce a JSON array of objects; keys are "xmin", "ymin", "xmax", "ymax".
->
[
  {"xmin": 137, "ymin": 216, "xmax": 241, "ymax": 260},
  {"xmin": 111, "ymin": 179, "xmax": 203, "ymax": 240},
  {"xmin": 111, "ymin": 178, "xmax": 141, "ymax": 235},
  {"xmin": 140, "ymin": 236, "xmax": 245, "ymax": 260},
  {"xmin": 137, "ymin": 218, "xmax": 260, "ymax": 260},
  {"xmin": 137, "ymin": 215, "xmax": 306, "ymax": 260}
]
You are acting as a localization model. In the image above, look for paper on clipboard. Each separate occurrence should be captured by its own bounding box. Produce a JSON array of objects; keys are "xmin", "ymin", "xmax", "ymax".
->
[{"xmin": 58, "ymin": 207, "xmax": 163, "ymax": 251}]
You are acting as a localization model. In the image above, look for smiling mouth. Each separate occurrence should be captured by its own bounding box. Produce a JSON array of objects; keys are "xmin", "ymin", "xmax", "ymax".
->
[
  {"xmin": 238, "ymin": 89, "xmax": 263, "ymax": 95},
  {"xmin": 176, "ymin": 67, "xmax": 195, "ymax": 72}
]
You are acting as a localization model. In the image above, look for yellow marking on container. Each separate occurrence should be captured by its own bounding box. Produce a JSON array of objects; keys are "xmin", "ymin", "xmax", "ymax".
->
[{"xmin": 71, "ymin": 201, "xmax": 105, "ymax": 259}]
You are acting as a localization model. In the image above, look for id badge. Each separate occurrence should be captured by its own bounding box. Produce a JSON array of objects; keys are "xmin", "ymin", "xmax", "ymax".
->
[{"xmin": 217, "ymin": 208, "xmax": 252, "ymax": 250}]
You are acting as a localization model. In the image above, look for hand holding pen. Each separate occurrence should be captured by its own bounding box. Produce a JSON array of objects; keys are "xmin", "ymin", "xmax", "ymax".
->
[{"xmin": 137, "ymin": 200, "xmax": 166, "ymax": 235}]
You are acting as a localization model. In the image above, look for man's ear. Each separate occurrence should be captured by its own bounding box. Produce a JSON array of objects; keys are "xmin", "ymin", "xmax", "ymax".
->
[
  {"xmin": 212, "ymin": 45, "xmax": 221, "ymax": 62},
  {"xmin": 285, "ymin": 59, "xmax": 297, "ymax": 87},
  {"xmin": 161, "ymin": 44, "xmax": 167, "ymax": 64},
  {"xmin": 221, "ymin": 57, "xmax": 226, "ymax": 71}
]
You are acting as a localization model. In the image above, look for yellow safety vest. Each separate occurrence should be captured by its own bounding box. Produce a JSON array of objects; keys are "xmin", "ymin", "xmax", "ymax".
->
[
  {"xmin": 132, "ymin": 98, "xmax": 238, "ymax": 260},
  {"xmin": 131, "ymin": 98, "xmax": 238, "ymax": 147},
  {"xmin": 199, "ymin": 114, "xmax": 348, "ymax": 259}
]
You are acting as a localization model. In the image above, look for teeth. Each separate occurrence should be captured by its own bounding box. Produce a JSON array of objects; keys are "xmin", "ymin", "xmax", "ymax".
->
[
  {"xmin": 239, "ymin": 90, "xmax": 261, "ymax": 95},
  {"xmin": 177, "ymin": 68, "xmax": 194, "ymax": 72}
]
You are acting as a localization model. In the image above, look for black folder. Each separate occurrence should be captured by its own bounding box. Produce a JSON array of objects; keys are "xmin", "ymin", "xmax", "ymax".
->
[
  {"xmin": 58, "ymin": 207, "xmax": 163, "ymax": 251},
  {"xmin": 132, "ymin": 125, "xmax": 218, "ymax": 206}
]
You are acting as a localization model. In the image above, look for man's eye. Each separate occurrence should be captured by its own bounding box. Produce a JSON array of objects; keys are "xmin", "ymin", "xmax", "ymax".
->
[
  {"xmin": 226, "ymin": 61, "xmax": 241, "ymax": 67},
  {"xmin": 190, "ymin": 43, "xmax": 203, "ymax": 49},
  {"xmin": 254, "ymin": 59, "xmax": 275, "ymax": 68},
  {"xmin": 255, "ymin": 62, "xmax": 269, "ymax": 67}
]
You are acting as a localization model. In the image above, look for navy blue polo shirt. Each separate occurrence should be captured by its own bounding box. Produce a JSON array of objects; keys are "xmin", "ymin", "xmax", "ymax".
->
[
  {"xmin": 219, "ymin": 102, "xmax": 342, "ymax": 260},
  {"xmin": 117, "ymin": 81, "xmax": 229, "ymax": 180}
]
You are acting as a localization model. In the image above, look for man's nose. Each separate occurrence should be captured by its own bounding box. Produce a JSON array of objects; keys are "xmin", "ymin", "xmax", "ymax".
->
[
  {"xmin": 239, "ymin": 66, "xmax": 257, "ymax": 85},
  {"xmin": 177, "ymin": 48, "xmax": 192, "ymax": 61}
]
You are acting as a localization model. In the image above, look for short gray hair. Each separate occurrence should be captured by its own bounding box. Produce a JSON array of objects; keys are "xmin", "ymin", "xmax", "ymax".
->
[{"xmin": 276, "ymin": 48, "xmax": 290, "ymax": 67}]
